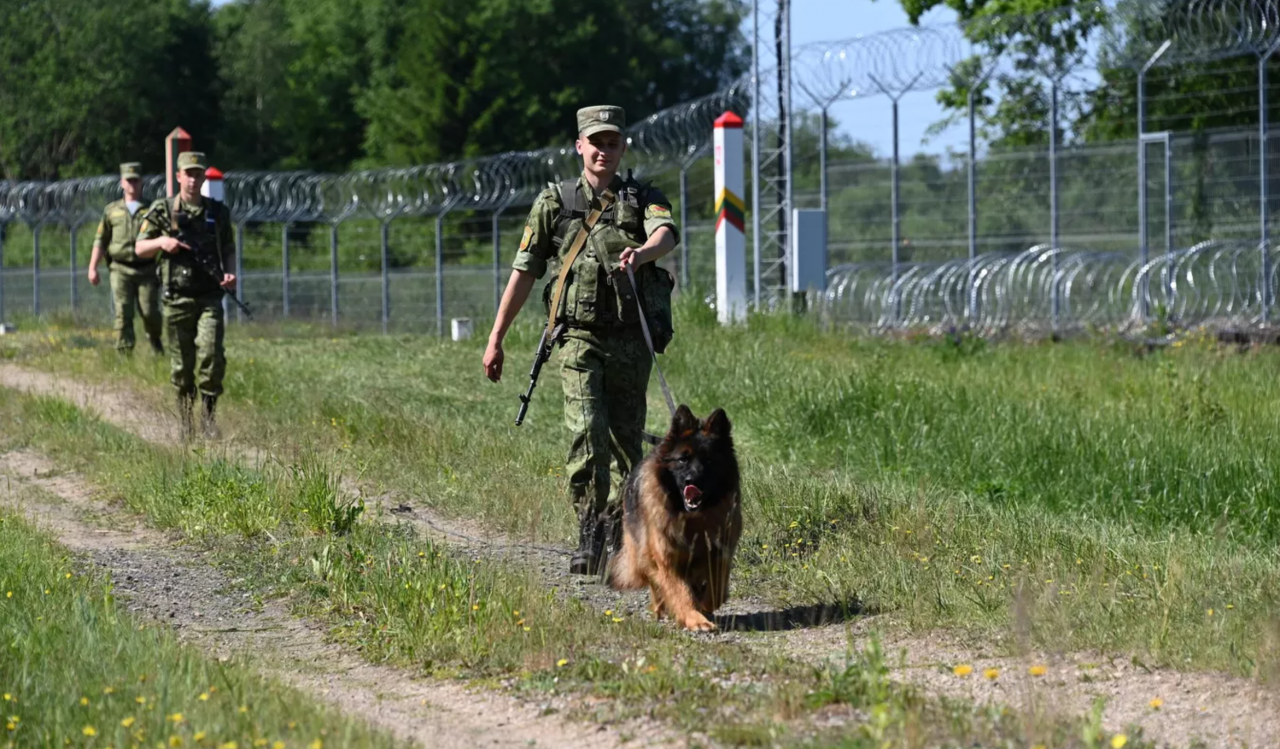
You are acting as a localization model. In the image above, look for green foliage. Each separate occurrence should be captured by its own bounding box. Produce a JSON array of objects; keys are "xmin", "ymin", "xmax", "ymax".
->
[
  {"xmin": 357, "ymin": 0, "xmax": 750, "ymax": 165},
  {"xmin": 0, "ymin": 0, "xmax": 219, "ymax": 180},
  {"xmin": 900, "ymin": 0, "xmax": 1279, "ymax": 150}
]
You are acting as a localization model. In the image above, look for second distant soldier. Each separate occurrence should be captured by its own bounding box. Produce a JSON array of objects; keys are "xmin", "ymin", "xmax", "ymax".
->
[{"xmin": 88, "ymin": 162, "xmax": 163, "ymax": 354}]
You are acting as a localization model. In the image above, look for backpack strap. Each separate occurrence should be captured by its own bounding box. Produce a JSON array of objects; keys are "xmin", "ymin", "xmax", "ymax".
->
[{"xmin": 545, "ymin": 187, "xmax": 615, "ymax": 332}]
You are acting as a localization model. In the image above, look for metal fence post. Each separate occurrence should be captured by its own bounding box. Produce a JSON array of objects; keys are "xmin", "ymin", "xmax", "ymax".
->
[
  {"xmin": 0, "ymin": 222, "xmax": 6, "ymax": 322},
  {"xmin": 491, "ymin": 206, "xmax": 507, "ymax": 313},
  {"xmin": 380, "ymin": 219, "xmax": 391, "ymax": 334},
  {"xmin": 330, "ymin": 222, "xmax": 340, "ymax": 327},
  {"xmin": 967, "ymin": 86, "xmax": 980, "ymax": 322},
  {"xmin": 69, "ymin": 223, "xmax": 79, "ymax": 312},
  {"xmin": 235, "ymin": 221, "xmax": 246, "ymax": 324},
  {"xmin": 1137, "ymin": 40, "xmax": 1172, "ymax": 321},
  {"xmin": 32, "ymin": 223, "xmax": 41, "ymax": 317},
  {"xmin": 435, "ymin": 209, "xmax": 450, "ymax": 337},
  {"xmin": 1260, "ymin": 42, "xmax": 1280, "ymax": 322},
  {"xmin": 1050, "ymin": 79, "xmax": 1060, "ymax": 329},
  {"xmin": 281, "ymin": 223, "xmax": 291, "ymax": 319},
  {"xmin": 751, "ymin": 0, "xmax": 762, "ymax": 308},
  {"xmin": 679, "ymin": 164, "xmax": 691, "ymax": 288}
]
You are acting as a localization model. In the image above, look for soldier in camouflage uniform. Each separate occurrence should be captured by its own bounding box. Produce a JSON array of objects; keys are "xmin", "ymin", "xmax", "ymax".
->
[
  {"xmin": 483, "ymin": 106, "xmax": 679, "ymax": 575},
  {"xmin": 134, "ymin": 152, "xmax": 237, "ymax": 439},
  {"xmin": 88, "ymin": 162, "xmax": 163, "ymax": 354}
]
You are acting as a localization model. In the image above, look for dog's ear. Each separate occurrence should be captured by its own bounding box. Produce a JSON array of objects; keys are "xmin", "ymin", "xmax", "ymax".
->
[
  {"xmin": 670, "ymin": 404, "xmax": 699, "ymax": 436},
  {"xmin": 703, "ymin": 408, "xmax": 731, "ymax": 439}
]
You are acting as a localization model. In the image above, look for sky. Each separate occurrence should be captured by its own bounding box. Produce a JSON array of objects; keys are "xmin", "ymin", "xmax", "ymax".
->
[
  {"xmin": 790, "ymin": 0, "xmax": 965, "ymax": 158},
  {"xmin": 208, "ymin": 0, "xmax": 964, "ymax": 160}
]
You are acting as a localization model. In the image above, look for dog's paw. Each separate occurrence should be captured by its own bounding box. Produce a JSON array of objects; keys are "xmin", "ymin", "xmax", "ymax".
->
[{"xmin": 680, "ymin": 613, "xmax": 717, "ymax": 632}]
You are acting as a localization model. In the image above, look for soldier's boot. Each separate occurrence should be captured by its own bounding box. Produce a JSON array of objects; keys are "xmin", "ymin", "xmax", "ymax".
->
[
  {"xmin": 569, "ymin": 507, "xmax": 607, "ymax": 576},
  {"xmin": 177, "ymin": 391, "xmax": 196, "ymax": 441},
  {"xmin": 200, "ymin": 394, "xmax": 220, "ymax": 440},
  {"xmin": 149, "ymin": 336, "xmax": 164, "ymax": 355}
]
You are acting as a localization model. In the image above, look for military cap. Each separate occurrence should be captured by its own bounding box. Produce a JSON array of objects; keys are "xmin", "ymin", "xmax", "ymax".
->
[
  {"xmin": 176, "ymin": 151, "xmax": 207, "ymax": 172},
  {"xmin": 577, "ymin": 106, "xmax": 625, "ymax": 138},
  {"xmin": 119, "ymin": 162, "xmax": 142, "ymax": 179}
]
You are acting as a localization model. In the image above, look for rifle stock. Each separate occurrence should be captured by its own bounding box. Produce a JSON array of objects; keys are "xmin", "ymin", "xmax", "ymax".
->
[{"xmin": 515, "ymin": 323, "xmax": 564, "ymax": 426}]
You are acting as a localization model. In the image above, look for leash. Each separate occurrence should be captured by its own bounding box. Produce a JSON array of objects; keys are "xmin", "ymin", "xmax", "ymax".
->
[{"xmin": 626, "ymin": 262, "xmax": 677, "ymax": 446}]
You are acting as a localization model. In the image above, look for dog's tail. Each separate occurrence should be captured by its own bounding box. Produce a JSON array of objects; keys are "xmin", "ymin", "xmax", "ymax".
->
[{"xmin": 606, "ymin": 535, "xmax": 644, "ymax": 591}]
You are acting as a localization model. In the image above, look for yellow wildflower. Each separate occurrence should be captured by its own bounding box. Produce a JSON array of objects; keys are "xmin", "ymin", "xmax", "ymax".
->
[
  {"xmin": 1029, "ymin": 665, "xmax": 1047, "ymax": 676},
  {"xmin": 952, "ymin": 664, "xmax": 973, "ymax": 677},
  {"xmin": 1111, "ymin": 736, "xmax": 1128, "ymax": 748},
  {"xmin": 556, "ymin": 659, "xmax": 569, "ymax": 668},
  {"xmin": 83, "ymin": 726, "xmax": 97, "ymax": 737},
  {"xmin": 983, "ymin": 668, "xmax": 999, "ymax": 680},
  {"xmin": 121, "ymin": 717, "xmax": 136, "ymax": 728},
  {"xmin": 309, "ymin": 741, "xmax": 323, "ymax": 749},
  {"xmin": 194, "ymin": 732, "xmax": 207, "ymax": 741},
  {"xmin": 199, "ymin": 693, "xmax": 209, "ymax": 701},
  {"xmin": 1150, "ymin": 698, "xmax": 1163, "ymax": 709}
]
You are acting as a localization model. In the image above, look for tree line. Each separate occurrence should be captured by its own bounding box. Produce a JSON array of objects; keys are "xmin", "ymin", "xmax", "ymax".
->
[{"xmin": 0, "ymin": 0, "xmax": 748, "ymax": 181}]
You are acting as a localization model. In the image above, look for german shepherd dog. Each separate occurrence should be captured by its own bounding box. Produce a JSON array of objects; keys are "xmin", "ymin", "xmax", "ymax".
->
[{"xmin": 606, "ymin": 405, "xmax": 742, "ymax": 632}]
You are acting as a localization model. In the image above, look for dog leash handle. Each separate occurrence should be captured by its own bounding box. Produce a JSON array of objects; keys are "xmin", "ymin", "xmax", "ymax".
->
[{"xmin": 626, "ymin": 262, "xmax": 677, "ymax": 419}]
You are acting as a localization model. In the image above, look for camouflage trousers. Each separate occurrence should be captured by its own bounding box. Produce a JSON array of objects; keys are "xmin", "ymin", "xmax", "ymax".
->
[
  {"xmin": 558, "ymin": 328, "xmax": 653, "ymax": 520},
  {"xmin": 163, "ymin": 293, "xmax": 226, "ymax": 398},
  {"xmin": 109, "ymin": 269, "xmax": 162, "ymax": 353}
]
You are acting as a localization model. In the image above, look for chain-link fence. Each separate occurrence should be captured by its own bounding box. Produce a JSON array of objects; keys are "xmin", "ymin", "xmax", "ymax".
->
[{"xmin": 6, "ymin": 0, "xmax": 1280, "ymax": 335}]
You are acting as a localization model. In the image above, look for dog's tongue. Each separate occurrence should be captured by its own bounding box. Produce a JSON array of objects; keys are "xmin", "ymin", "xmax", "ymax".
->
[{"xmin": 683, "ymin": 485, "xmax": 703, "ymax": 503}]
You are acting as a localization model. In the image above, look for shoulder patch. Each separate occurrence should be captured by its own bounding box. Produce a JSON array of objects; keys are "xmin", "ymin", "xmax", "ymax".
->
[
  {"xmin": 648, "ymin": 204, "xmax": 671, "ymax": 216},
  {"xmin": 518, "ymin": 225, "xmax": 533, "ymax": 251}
]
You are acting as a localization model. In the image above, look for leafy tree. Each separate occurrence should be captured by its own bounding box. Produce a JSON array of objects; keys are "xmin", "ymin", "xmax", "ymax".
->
[
  {"xmin": 0, "ymin": 0, "xmax": 219, "ymax": 181},
  {"xmin": 357, "ymin": 0, "xmax": 750, "ymax": 165}
]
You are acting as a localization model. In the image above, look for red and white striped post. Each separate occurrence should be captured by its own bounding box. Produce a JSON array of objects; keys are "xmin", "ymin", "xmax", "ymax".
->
[
  {"xmin": 165, "ymin": 127, "xmax": 192, "ymax": 197},
  {"xmin": 714, "ymin": 111, "xmax": 747, "ymax": 324}
]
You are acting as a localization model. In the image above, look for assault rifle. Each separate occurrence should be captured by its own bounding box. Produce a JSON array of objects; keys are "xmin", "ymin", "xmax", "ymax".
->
[
  {"xmin": 514, "ymin": 322, "xmax": 566, "ymax": 426},
  {"xmin": 175, "ymin": 212, "xmax": 254, "ymax": 320}
]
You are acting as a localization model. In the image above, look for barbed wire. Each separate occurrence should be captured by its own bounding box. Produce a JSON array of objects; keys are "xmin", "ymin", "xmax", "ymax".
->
[
  {"xmin": 818, "ymin": 239, "xmax": 1278, "ymax": 334},
  {"xmin": 4, "ymin": 0, "xmax": 1275, "ymax": 229}
]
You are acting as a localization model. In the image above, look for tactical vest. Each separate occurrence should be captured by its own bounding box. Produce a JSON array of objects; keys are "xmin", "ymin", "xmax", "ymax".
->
[
  {"xmin": 156, "ymin": 197, "xmax": 226, "ymax": 298},
  {"xmin": 544, "ymin": 177, "xmax": 675, "ymax": 352},
  {"xmin": 103, "ymin": 200, "xmax": 152, "ymax": 268}
]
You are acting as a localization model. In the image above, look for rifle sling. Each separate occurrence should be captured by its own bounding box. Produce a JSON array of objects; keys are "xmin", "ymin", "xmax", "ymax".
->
[{"xmin": 545, "ymin": 187, "xmax": 614, "ymax": 334}]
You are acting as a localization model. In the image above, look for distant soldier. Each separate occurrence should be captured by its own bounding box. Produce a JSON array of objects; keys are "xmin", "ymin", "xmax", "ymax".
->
[
  {"xmin": 483, "ymin": 105, "xmax": 679, "ymax": 575},
  {"xmin": 134, "ymin": 152, "xmax": 237, "ymax": 438},
  {"xmin": 88, "ymin": 162, "xmax": 163, "ymax": 354}
]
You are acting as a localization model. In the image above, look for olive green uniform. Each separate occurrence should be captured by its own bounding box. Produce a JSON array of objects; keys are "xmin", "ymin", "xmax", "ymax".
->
[
  {"xmin": 136, "ymin": 194, "xmax": 235, "ymax": 400},
  {"xmin": 94, "ymin": 198, "xmax": 162, "ymax": 353},
  {"xmin": 513, "ymin": 168, "xmax": 678, "ymax": 561}
]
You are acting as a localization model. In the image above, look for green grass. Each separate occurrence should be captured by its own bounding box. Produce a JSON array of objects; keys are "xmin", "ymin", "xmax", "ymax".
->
[
  {"xmin": 15, "ymin": 299, "xmax": 1276, "ymax": 675},
  {"xmin": 0, "ymin": 496, "xmax": 402, "ymax": 749},
  {"xmin": 0, "ymin": 376, "xmax": 1163, "ymax": 747}
]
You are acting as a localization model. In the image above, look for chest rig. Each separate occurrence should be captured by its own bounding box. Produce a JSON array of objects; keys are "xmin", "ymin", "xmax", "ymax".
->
[
  {"xmin": 161, "ymin": 197, "xmax": 225, "ymax": 298},
  {"xmin": 544, "ymin": 175, "xmax": 655, "ymax": 331}
]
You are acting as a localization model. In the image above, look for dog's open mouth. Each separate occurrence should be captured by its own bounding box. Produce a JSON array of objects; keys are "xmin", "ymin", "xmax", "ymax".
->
[{"xmin": 683, "ymin": 484, "xmax": 703, "ymax": 511}]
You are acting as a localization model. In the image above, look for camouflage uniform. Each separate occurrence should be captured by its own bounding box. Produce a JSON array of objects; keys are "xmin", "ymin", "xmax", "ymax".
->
[
  {"xmin": 136, "ymin": 152, "xmax": 235, "ymax": 435},
  {"xmin": 94, "ymin": 162, "xmax": 162, "ymax": 353},
  {"xmin": 512, "ymin": 106, "xmax": 679, "ymax": 573}
]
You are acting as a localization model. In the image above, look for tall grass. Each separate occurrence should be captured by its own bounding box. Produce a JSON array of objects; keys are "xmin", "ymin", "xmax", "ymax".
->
[{"xmin": 7, "ymin": 305, "xmax": 1280, "ymax": 676}]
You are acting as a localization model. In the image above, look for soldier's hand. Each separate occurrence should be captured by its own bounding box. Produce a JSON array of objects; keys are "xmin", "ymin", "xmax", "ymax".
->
[
  {"xmin": 220, "ymin": 273, "xmax": 237, "ymax": 290},
  {"xmin": 159, "ymin": 236, "xmax": 190, "ymax": 254},
  {"xmin": 88, "ymin": 267, "xmax": 100, "ymax": 286},
  {"xmin": 483, "ymin": 340, "xmax": 504, "ymax": 382},
  {"xmin": 619, "ymin": 247, "xmax": 648, "ymax": 269}
]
